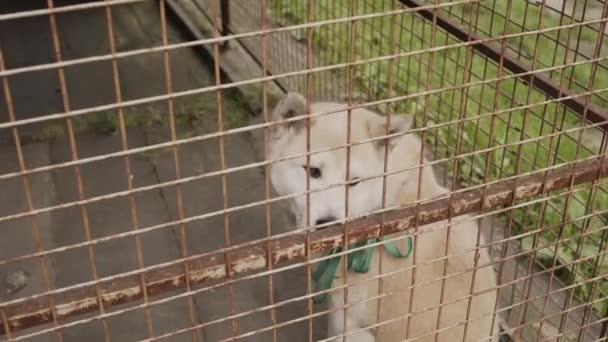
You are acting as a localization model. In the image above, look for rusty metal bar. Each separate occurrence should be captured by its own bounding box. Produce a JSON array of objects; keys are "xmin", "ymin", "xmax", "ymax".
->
[
  {"xmin": 158, "ymin": 0, "xmax": 202, "ymax": 340},
  {"xmin": 2, "ymin": 156, "xmax": 607, "ymax": 335},
  {"xmin": 46, "ymin": 0, "xmax": 112, "ymax": 339},
  {"xmin": 398, "ymin": 0, "xmax": 608, "ymax": 130}
]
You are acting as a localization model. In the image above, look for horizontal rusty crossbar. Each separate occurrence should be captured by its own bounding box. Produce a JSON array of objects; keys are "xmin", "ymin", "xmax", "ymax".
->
[
  {"xmin": 2, "ymin": 156, "xmax": 607, "ymax": 335},
  {"xmin": 399, "ymin": 0, "xmax": 608, "ymax": 130}
]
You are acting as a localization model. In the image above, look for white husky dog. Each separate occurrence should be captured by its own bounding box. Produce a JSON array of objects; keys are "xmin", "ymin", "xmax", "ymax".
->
[{"xmin": 269, "ymin": 93, "xmax": 499, "ymax": 342}]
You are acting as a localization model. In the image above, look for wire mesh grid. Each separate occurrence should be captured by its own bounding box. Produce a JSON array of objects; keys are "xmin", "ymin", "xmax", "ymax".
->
[{"xmin": 0, "ymin": 0, "xmax": 607, "ymax": 341}]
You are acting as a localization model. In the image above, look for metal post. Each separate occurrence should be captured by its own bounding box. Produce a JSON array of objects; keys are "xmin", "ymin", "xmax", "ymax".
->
[{"xmin": 220, "ymin": 0, "xmax": 230, "ymax": 48}]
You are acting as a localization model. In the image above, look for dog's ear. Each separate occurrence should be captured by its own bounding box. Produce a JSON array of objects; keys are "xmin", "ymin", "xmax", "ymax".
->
[
  {"xmin": 368, "ymin": 114, "xmax": 414, "ymax": 151},
  {"xmin": 271, "ymin": 92, "xmax": 309, "ymax": 136}
]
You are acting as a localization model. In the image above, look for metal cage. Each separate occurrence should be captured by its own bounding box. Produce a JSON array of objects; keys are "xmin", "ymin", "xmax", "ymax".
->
[{"xmin": 1, "ymin": 0, "xmax": 607, "ymax": 341}]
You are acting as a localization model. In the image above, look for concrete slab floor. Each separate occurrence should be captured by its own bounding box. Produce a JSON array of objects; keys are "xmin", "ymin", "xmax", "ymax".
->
[{"xmin": 0, "ymin": 1, "xmax": 311, "ymax": 341}]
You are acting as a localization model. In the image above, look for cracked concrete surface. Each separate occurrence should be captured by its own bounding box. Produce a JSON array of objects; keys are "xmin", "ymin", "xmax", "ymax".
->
[{"xmin": 0, "ymin": 1, "xmax": 314, "ymax": 341}]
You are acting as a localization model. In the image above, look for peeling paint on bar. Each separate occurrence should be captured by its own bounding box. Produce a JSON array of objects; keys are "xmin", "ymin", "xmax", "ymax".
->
[
  {"xmin": 273, "ymin": 242, "xmax": 306, "ymax": 264},
  {"xmin": 55, "ymin": 298, "xmax": 97, "ymax": 317},
  {"xmin": 1, "ymin": 157, "xmax": 607, "ymax": 335}
]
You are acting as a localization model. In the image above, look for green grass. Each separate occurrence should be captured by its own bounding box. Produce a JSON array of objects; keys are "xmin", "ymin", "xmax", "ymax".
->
[{"xmin": 270, "ymin": 0, "xmax": 608, "ymax": 316}]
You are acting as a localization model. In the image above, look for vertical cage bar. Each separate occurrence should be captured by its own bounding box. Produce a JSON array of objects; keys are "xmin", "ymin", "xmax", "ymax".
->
[
  {"xmin": 45, "ymin": 0, "xmax": 112, "ymax": 339},
  {"xmin": 259, "ymin": 0, "xmax": 278, "ymax": 340},
  {"xmin": 459, "ymin": 2, "xmax": 486, "ymax": 339},
  {"xmin": 158, "ymin": 0, "xmax": 202, "ymax": 340},
  {"xmin": 102, "ymin": 0, "xmax": 155, "ymax": 338},
  {"xmin": 339, "ymin": 0, "xmax": 358, "ymax": 339},
  {"xmin": 377, "ymin": 0, "xmax": 400, "ymax": 339},
  {"xmin": 304, "ymin": 0, "xmax": 315, "ymax": 340},
  {"xmin": 210, "ymin": 0, "xmax": 241, "ymax": 338},
  {"xmin": 510, "ymin": 1, "xmax": 551, "ymax": 339}
]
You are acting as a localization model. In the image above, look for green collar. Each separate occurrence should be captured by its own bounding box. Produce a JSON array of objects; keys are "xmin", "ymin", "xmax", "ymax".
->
[{"xmin": 312, "ymin": 236, "xmax": 413, "ymax": 304}]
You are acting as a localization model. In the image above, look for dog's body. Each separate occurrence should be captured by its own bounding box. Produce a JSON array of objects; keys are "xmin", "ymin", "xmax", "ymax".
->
[{"xmin": 269, "ymin": 93, "xmax": 499, "ymax": 341}]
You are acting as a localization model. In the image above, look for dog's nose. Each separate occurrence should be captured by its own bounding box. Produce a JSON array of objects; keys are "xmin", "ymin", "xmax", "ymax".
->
[{"xmin": 315, "ymin": 216, "xmax": 337, "ymax": 226}]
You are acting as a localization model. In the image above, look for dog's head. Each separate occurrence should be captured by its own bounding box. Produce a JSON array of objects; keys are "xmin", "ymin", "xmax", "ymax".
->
[{"xmin": 269, "ymin": 92, "xmax": 422, "ymax": 229}]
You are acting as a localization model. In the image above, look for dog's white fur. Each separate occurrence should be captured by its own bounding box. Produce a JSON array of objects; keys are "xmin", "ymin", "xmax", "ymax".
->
[{"xmin": 269, "ymin": 93, "xmax": 499, "ymax": 341}]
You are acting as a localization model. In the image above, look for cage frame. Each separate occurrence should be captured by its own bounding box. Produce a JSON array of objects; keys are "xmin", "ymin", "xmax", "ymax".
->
[{"xmin": 1, "ymin": 0, "xmax": 608, "ymax": 340}]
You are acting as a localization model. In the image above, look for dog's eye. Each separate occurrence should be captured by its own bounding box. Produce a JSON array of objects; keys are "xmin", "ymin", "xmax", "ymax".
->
[
  {"xmin": 349, "ymin": 177, "xmax": 360, "ymax": 187},
  {"xmin": 302, "ymin": 166, "xmax": 322, "ymax": 179}
]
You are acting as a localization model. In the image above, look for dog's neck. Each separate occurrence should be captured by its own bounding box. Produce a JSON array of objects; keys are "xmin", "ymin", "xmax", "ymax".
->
[{"xmin": 390, "ymin": 161, "xmax": 449, "ymax": 207}]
